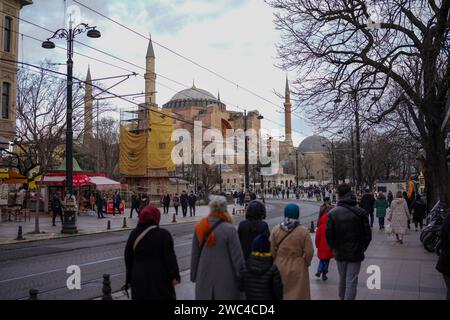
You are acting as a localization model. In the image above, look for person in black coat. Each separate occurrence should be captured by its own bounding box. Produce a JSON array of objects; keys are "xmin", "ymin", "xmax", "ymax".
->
[
  {"xmin": 124, "ymin": 205, "xmax": 180, "ymax": 300},
  {"xmin": 436, "ymin": 210, "xmax": 450, "ymax": 300},
  {"xmin": 240, "ymin": 234, "xmax": 283, "ymax": 300},
  {"xmin": 95, "ymin": 192, "xmax": 105, "ymax": 219},
  {"xmin": 180, "ymin": 191, "xmax": 188, "ymax": 217},
  {"xmin": 237, "ymin": 200, "xmax": 270, "ymax": 260},
  {"xmin": 162, "ymin": 194, "xmax": 171, "ymax": 214},
  {"xmin": 188, "ymin": 191, "xmax": 197, "ymax": 217},
  {"xmin": 411, "ymin": 194, "xmax": 427, "ymax": 231},
  {"xmin": 360, "ymin": 189, "xmax": 375, "ymax": 228},
  {"xmin": 326, "ymin": 184, "xmax": 372, "ymax": 300},
  {"xmin": 51, "ymin": 192, "xmax": 63, "ymax": 226},
  {"xmin": 130, "ymin": 194, "xmax": 140, "ymax": 219}
]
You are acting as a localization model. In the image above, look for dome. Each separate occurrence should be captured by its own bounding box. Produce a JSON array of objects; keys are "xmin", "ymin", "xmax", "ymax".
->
[
  {"xmin": 162, "ymin": 85, "xmax": 225, "ymax": 110},
  {"xmin": 297, "ymin": 135, "xmax": 330, "ymax": 153}
]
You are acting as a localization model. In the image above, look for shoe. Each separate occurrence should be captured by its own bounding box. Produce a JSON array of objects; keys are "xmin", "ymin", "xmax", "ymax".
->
[
  {"xmin": 415, "ymin": 228, "xmax": 418, "ymax": 232},
  {"xmin": 52, "ymin": 224, "xmax": 56, "ymax": 226},
  {"xmin": 399, "ymin": 240, "xmax": 403, "ymax": 244},
  {"xmin": 322, "ymin": 274, "xmax": 328, "ymax": 281},
  {"xmin": 315, "ymin": 272, "xmax": 321, "ymax": 278}
]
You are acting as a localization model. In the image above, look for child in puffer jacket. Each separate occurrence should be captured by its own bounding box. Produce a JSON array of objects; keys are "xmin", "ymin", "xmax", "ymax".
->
[{"xmin": 239, "ymin": 234, "xmax": 283, "ymax": 300}]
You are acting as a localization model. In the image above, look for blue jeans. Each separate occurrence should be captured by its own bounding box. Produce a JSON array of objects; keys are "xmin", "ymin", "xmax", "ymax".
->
[{"xmin": 317, "ymin": 259, "xmax": 330, "ymax": 274}]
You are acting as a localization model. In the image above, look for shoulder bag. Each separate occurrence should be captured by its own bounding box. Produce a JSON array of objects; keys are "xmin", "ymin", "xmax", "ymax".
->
[
  {"xmin": 133, "ymin": 225, "xmax": 157, "ymax": 251},
  {"xmin": 198, "ymin": 220, "xmax": 223, "ymax": 259}
]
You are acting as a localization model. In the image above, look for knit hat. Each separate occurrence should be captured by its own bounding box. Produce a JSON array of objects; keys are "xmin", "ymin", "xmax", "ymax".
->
[
  {"xmin": 284, "ymin": 203, "xmax": 300, "ymax": 219},
  {"xmin": 251, "ymin": 234, "xmax": 271, "ymax": 253},
  {"xmin": 138, "ymin": 205, "xmax": 161, "ymax": 225}
]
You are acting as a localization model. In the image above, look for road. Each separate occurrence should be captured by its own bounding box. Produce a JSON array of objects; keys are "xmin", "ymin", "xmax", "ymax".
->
[{"xmin": 0, "ymin": 200, "xmax": 320, "ymax": 300}]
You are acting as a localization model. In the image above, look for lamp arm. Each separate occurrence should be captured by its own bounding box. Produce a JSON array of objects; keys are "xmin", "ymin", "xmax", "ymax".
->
[{"xmin": 46, "ymin": 28, "xmax": 69, "ymax": 41}]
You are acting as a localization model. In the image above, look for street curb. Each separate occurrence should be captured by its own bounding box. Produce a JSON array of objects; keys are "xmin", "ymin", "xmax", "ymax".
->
[{"xmin": 0, "ymin": 216, "xmax": 203, "ymax": 246}]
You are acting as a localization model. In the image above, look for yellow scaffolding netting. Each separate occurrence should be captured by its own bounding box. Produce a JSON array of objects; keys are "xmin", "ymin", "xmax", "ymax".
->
[{"xmin": 119, "ymin": 107, "xmax": 175, "ymax": 176}]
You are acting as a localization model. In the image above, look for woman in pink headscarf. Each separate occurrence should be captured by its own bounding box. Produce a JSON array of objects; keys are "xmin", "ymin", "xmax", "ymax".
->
[{"xmin": 124, "ymin": 206, "xmax": 180, "ymax": 300}]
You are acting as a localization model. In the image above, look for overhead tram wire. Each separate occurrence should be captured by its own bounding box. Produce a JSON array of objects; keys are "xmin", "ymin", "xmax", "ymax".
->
[
  {"xmin": 6, "ymin": 57, "xmax": 278, "ymax": 155},
  {"xmin": 3, "ymin": 19, "xmax": 308, "ymax": 136},
  {"xmin": 56, "ymin": 1, "xmax": 309, "ymax": 123},
  {"xmin": 6, "ymin": 22, "xmax": 307, "ymax": 137}
]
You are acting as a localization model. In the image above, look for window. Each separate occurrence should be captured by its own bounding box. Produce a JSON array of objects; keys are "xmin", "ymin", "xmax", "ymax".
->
[
  {"xmin": 234, "ymin": 179, "xmax": 236, "ymax": 183},
  {"xmin": 227, "ymin": 179, "xmax": 230, "ymax": 183},
  {"xmin": 2, "ymin": 82, "xmax": 10, "ymax": 119},
  {"xmin": 159, "ymin": 143, "xmax": 166, "ymax": 149},
  {"xmin": 3, "ymin": 16, "xmax": 12, "ymax": 52}
]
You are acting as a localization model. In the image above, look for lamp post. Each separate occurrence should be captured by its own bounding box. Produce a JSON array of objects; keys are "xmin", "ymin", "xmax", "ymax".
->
[
  {"xmin": 42, "ymin": 20, "xmax": 101, "ymax": 234},
  {"xmin": 289, "ymin": 149, "xmax": 299, "ymax": 187},
  {"xmin": 243, "ymin": 110, "xmax": 263, "ymax": 191}
]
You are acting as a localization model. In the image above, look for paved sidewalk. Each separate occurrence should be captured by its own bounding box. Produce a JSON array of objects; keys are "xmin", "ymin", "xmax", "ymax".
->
[
  {"xmin": 110, "ymin": 226, "xmax": 447, "ymax": 300},
  {"xmin": 0, "ymin": 204, "xmax": 243, "ymax": 245}
]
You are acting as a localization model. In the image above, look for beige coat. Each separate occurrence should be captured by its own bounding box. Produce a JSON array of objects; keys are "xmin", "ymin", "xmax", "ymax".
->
[
  {"xmin": 388, "ymin": 198, "xmax": 411, "ymax": 235},
  {"xmin": 270, "ymin": 224, "xmax": 314, "ymax": 300}
]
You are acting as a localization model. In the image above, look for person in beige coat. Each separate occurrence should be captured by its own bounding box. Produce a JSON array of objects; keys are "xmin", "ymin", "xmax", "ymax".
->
[
  {"xmin": 270, "ymin": 203, "xmax": 314, "ymax": 300},
  {"xmin": 387, "ymin": 191, "xmax": 411, "ymax": 244}
]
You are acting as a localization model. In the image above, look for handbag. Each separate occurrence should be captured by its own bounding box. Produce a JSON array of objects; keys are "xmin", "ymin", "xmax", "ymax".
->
[{"xmin": 384, "ymin": 223, "xmax": 392, "ymax": 235}]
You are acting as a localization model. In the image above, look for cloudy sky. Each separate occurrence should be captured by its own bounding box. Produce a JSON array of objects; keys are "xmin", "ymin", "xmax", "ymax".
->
[{"xmin": 19, "ymin": 0, "xmax": 314, "ymax": 146}]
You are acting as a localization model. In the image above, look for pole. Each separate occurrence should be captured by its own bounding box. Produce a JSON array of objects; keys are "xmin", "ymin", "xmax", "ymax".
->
[
  {"xmin": 331, "ymin": 141, "xmax": 336, "ymax": 186},
  {"xmin": 96, "ymin": 99, "xmax": 99, "ymax": 173},
  {"xmin": 244, "ymin": 110, "xmax": 249, "ymax": 191},
  {"xmin": 219, "ymin": 163, "xmax": 222, "ymax": 193},
  {"xmin": 66, "ymin": 27, "xmax": 74, "ymax": 196},
  {"xmin": 355, "ymin": 103, "xmax": 362, "ymax": 192},
  {"xmin": 295, "ymin": 150, "xmax": 299, "ymax": 187},
  {"xmin": 351, "ymin": 126, "xmax": 356, "ymax": 188}
]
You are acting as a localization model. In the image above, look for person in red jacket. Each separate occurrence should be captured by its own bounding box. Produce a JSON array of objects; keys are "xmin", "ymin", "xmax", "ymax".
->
[{"xmin": 315, "ymin": 199, "xmax": 334, "ymax": 281}]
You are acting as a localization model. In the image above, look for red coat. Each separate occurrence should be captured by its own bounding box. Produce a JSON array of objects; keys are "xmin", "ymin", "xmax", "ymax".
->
[{"xmin": 315, "ymin": 213, "xmax": 334, "ymax": 260}]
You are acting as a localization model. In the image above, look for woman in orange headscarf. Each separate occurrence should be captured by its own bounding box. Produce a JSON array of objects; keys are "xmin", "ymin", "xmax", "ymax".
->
[{"xmin": 190, "ymin": 196, "xmax": 245, "ymax": 300}]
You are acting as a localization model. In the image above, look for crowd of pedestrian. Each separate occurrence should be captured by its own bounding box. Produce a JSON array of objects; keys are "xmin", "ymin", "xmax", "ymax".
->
[{"xmin": 121, "ymin": 182, "xmax": 449, "ymax": 301}]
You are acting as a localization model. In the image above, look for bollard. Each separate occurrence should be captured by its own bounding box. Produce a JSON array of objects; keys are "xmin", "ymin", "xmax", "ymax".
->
[
  {"xmin": 107, "ymin": 220, "xmax": 111, "ymax": 230},
  {"xmin": 172, "ymin": 213, "xmax": 177, "ymax": 223},
  {"xmin": 16, "ymin": 226, "xmax": 24, "ymax": 240},
  {"xmin": 310, "ymin": 221, "xmax": 315, "ymax": 233},
  {"xmin": 122, "ymin": 217, "xmax": 127, "ymax": 228},
  {"xmin": 232, "ymin": 207, "xmax": 235, "ymax": 215},
  {"xmin": 102, "ymin": 274, "xmax": 112, "ymax": 300},
  {"xmin": 28, "ymin": 289, "xmax": 38, "ymax": 300}
]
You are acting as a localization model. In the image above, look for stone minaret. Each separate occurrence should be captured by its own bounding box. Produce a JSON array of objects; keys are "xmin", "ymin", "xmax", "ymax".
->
[
  {"xmin": 284, "ymin": 75, "xmax": 293, "ymax": 146},
  {"xmin": 83, "ymin": 66, "xmax": 93, "ymax": 145},
  {"xmin": 144, "ymin": 34, "xmax": 156, "ymax": 106}
]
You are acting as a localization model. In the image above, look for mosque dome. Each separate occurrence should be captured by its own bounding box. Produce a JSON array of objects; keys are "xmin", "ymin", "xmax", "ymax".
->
[
  {"xmin": 297, "ymin": 135, "xmax": 330, "ymax": 153},
  {"xmin": 162, "ymin": 84, "xmax": 225, "ymax": 109}
]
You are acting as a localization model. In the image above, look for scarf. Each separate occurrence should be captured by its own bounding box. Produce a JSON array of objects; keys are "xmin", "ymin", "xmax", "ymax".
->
[
  {"xmin": 280, "ymin": 217, "xmax": 300, "ymax": 232},
  {"xmin": 195, "ymin": 211, "xmax": 232, "ymax": 248},
  {"xmin": 251, "ymin": 252, "xmax": 272, "ymax": 257}
]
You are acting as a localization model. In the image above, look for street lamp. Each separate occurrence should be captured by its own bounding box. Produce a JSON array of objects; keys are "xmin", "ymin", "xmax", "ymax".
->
[
  {"xmin": 243, "ymin": 110, "xmax": 263, "ymax": 191},
  {"xmin": 42, "ymin": 21, "xmax": 101, "ymax": 234},
  {"xmin": 289, "ymin": 149, "xmax": 299, "ymax": 187}
]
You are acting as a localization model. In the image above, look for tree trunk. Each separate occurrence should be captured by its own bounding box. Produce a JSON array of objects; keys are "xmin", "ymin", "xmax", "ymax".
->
[
  {"xmin": 34, "ymin": 186, "xmax": 40, "ymax": 233},
  {"xmin": 424, "ymin": 125, "xmax": 450, "ymax": 209}
]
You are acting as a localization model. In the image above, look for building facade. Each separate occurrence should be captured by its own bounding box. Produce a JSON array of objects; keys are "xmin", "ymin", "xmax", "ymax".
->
[{"xmin": 0, "ymin": 0, "xmax": 32, "ymax": 149}]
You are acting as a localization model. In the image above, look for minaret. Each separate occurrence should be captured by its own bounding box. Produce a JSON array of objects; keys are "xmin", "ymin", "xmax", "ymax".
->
[
  {"xmin": 144, "ymin": 34, "xmax": 156, "ymax": 106},
  {"xmin": 284, "ymin": 75, "xmax": 293, "ymax": 146},
  {"xmin": 83, "ymin": 66, "xmax": 93, "ymax": 145}
]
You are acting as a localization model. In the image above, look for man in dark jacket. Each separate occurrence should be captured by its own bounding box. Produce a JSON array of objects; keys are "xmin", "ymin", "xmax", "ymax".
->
[
  {"xmin": 95, "ymin": 192, "xmax": 105, "ymax": 219},
  {"xmin": 51, "ymin": 192, "xmax": 63, "ymax": 226},
  {"xmin": 436, "ymin": 210, "xmax": 450, "ymax": 300},
  {"xmin": 180, "ymin": 191, "xmax": 188, "ymax": 217},
  {"xmin": 360, "ymin": 188, "xmax": 375, "ymax": 227},
  {"xmin": 130, "ymin": 194, "xmax": 140, "ymax": 219},
  {"xmin": 326, "ymin": 184, "xmax": 372, "ymax": 300},
  {"xmin": 188, "ymin": 191, "xmax": 197, "ymax": 217},
  {"xmin": 238, "ymin": 200, "xmax": 270, "ymax": 259},
  {"xmin": 240, "ymin": 234, "xmax": 283, "ymax": 300},
  {"xmin": 112, "ymin": 191, "xmax": 121, "ymax": 216}
]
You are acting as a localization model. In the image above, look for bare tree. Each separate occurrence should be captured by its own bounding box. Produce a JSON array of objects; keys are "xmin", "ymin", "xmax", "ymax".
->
[{"xmin": 268, "ymin": 0, "xmax": 450, "ymax": 206}]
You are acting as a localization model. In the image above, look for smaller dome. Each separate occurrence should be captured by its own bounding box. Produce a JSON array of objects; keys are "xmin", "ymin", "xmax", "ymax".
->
[{"xmin": 297, "ymin": 135, "xmax": 330, "ymax": 153}]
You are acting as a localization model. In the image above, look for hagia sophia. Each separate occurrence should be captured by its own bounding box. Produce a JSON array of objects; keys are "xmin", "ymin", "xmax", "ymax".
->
[{"xmin": 83, "ymin": 37, "xmax": 333, "ymax": 197}]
